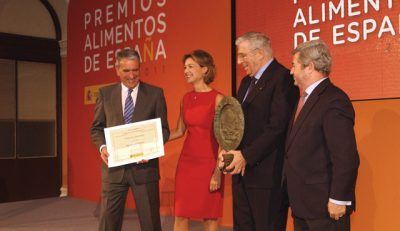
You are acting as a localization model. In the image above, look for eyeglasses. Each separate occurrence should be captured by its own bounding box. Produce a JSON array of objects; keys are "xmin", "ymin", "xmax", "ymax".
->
[{"xmin": 237, "ymin": 48, "xmax": 258, "ymax": 61}]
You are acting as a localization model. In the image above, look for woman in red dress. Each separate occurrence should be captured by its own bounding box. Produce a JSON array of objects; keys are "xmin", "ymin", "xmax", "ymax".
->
[{"xmin": 169, "ymin": 50, "xmax": 224, "ymax": 231}]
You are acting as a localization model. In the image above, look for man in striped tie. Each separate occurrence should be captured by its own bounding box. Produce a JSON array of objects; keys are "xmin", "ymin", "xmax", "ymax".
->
[{"xmin": 90, "ymin": 48, "xmax": 170, "ymax": 231}]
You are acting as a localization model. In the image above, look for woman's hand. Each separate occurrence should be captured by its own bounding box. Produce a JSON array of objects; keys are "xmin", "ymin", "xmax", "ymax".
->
[{"xmin": 209, "ymin": 169, "xmax": 221, "ymax": 192}]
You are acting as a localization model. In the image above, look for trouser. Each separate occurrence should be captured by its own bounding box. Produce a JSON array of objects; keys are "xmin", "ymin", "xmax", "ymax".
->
[
  {"xmin": 99, "ymin": 169, "xmax": 161, "ymax": 231},
  {"xmin": 232, "ymin": 180, "xmax": 288, "ymax": 231}
]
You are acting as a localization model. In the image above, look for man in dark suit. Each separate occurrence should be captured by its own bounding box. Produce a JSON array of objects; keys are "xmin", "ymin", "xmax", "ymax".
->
[
  {"xmin": 220, "ymin": 32, "xmax": 298, "ymax": 230},
  {"xmin": 90, "ymin": 48, "xmax": 169, "ymax": 231},
  {"xmin": 285, "ymin": 40, "xmax": 359, "ymax": 231}
]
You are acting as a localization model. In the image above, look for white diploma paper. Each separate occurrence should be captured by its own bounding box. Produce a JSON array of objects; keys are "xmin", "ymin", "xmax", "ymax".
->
[{"xmin": 104, "ymin": 118, "xmax": 164, "ymax": 168}]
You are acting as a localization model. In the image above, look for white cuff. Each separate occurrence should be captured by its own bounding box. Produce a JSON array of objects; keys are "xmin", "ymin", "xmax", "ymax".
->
[{"xmin": 329, "ymin": 198, "xmax": 351, "ymax": 206}]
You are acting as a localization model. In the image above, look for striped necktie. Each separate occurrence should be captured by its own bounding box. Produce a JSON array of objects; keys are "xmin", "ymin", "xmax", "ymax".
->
[{"xmin": 124, "ymin": 89, "xmax": 134, "ymax": 124}]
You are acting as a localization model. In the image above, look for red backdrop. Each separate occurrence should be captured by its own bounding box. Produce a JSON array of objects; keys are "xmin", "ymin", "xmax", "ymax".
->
[
  {"xmin": 236, "ymin": 0, "xmax": 400, "ymax": 100},
  {"xmin": 67, "ymin": 0, "xmax": 233, "ymax": 226},
  {"xmin": 68, "ymin": 1, "xmax": 400, "ymax": 229},
  {"xmin": 236, "ymin": 1, "xmax": 400, "ymax": 230}
]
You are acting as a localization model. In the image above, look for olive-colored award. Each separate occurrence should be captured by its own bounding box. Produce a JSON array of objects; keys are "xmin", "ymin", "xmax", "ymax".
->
[{"xmin": 214, "ymin": 96, "xmax": 244, "ymax": 172}]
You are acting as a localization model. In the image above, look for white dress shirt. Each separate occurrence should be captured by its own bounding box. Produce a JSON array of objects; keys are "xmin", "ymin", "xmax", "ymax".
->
[{"xmin": 99, "ymin": 83, "xmax": 140, "ymax": 153}]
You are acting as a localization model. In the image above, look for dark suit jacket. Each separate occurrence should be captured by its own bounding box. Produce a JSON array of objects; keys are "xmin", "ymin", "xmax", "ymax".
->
[
  {"xmin": 236, "ymin": 59, "xmax": 298, "ymax": 188},
  {"xmin": 284, "ymin": 78, "xmax": 359, "ymax": 219},
  {"xmin": 90, "ymin": 82, "xmax": 170, "ymax": 184}
]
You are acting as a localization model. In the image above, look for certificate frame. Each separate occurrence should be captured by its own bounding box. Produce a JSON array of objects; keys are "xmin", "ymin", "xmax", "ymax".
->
[{"xmin": 104, "ymin": 118, "xmax": 164, "ymax": 167}]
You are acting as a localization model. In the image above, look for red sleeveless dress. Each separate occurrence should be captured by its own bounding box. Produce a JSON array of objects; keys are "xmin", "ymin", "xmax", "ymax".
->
[{"xmin": 174, "ymin": 89, "xmax": 224, "ymax": 219}]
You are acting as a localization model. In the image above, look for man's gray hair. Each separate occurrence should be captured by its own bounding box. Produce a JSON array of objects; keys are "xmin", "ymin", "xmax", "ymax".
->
[
  {"xmin": 292, "ymin": 40, "xmax": 332, "ymax": 76},
  {"xmin": 115, "ymin": 48, "xmax": 140, "ymax": 66},
  {"xmin": 235, "ymin": 32, "xmax": 273, "ymax": 55}
]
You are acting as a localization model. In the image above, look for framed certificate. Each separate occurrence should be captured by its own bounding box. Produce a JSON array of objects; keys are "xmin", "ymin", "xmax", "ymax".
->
[{"xmin": 104, "ymin": 118, "xmax": 165, "ymax": 167}]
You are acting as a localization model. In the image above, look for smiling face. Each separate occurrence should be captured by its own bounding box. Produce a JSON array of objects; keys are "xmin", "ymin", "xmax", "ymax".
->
[
  {"xmin": 115, "ymin": 58, "xmax": 140, "ymax": 89},
  {"xmin": 183, "ymin": 57, "xmax": 207, "ymax": 84},
  {"xmin": 237, "ymin": 40, "xmax": 262, "ymax": 77}
]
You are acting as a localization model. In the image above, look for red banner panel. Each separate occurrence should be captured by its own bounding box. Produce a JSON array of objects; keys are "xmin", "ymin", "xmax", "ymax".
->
[
  {"xmin": 67, "ymin": 0, "xmax": 232, "ymax": 224},
  {"xmin": 236, "ymin": 0, "xmax": 400, "ymax": 100}
]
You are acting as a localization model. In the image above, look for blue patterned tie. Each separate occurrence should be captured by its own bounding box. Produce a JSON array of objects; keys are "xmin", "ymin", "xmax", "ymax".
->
[{"xmin": 124, "ymin": 89, "xmax": 134, "ymax": 124}]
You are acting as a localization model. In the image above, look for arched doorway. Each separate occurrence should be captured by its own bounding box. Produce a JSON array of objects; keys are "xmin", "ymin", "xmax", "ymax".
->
[{"xmin": 0, "ymin": 0, "xmax": 62, "ymax": 202}]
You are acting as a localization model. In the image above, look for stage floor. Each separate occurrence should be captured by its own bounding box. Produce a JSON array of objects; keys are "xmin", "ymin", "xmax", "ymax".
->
[{"xmin": 0, "ymin": 197, "xmax": 232, "ymax": 231}]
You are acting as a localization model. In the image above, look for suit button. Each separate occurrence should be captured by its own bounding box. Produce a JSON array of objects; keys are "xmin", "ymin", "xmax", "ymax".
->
[{"xmin": 285, "ymin": 155, "xmax": 288, "ymax": 159}]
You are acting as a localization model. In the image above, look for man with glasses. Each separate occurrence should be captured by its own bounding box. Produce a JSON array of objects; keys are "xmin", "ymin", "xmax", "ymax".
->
[{"xmin": 219, "ymin": 32, "xmax": 298, "ymax": 230}]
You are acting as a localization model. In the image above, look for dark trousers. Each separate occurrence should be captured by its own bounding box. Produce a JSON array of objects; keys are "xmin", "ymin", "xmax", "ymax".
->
[
  {"xmin": 99, "ymin": 169, "xmax": 161, "ymax": 231},
  {"xmin": 232, "ymin": 180, "xmax": 288, "ymax": 231},
  {"xmin": 293, "ymin": 215, "xmax": 350, "ymax": 231}
]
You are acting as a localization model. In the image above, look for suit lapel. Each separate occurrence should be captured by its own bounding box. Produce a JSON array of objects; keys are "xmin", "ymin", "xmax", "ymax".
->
[
  {"xmin": 241, "ymin": 59, "xmax": 277, "ymax": 107},
  {"xmin": 237, "ymin": 77, "xmax": 250, "ymax": 103},
  {"xmin": 285, "ymin": 79, "xmax": 331, "ymax": 152},
  {"xmin": 242, "ymin": 76, "xmax": 267, "ymax": 106},
  {"xmin": 285, "ymin": 108, "xmax": 296, "ymax": 144},
  {"xmin": 132, "ymin": 82, "xmax": 146, "ymax": 122},
  {"xmin": 111, "ymin": 84, "xmax": 124, "ymax": 124}
]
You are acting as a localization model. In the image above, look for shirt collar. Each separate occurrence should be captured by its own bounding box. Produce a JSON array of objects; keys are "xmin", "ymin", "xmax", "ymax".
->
[
  {"xmin": 121, "ymin": 82, "xmax": 140, "ymax": 92},
  {"xmin": 254, "ymin": 58, "xmax": 274, "ymax": 81},
  {"xmin": 304, "ymin": 77, "xmax": 328, "ymax": 101}
]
